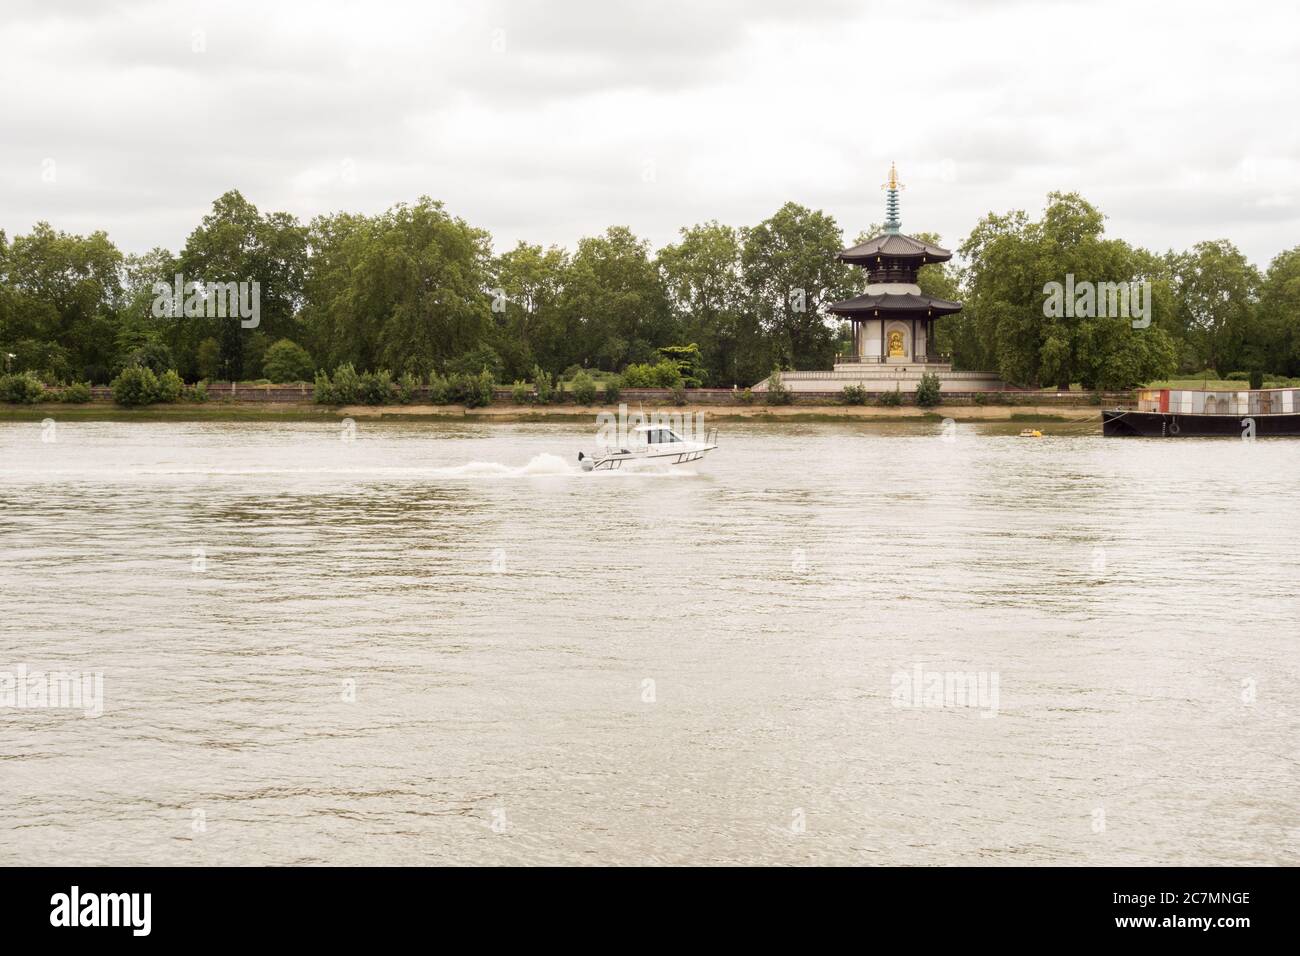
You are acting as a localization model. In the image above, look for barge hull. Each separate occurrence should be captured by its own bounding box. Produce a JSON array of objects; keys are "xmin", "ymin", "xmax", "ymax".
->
[{"xmin": 1102, "ymin": 410, "xmax": 1300, "ymax": 437}]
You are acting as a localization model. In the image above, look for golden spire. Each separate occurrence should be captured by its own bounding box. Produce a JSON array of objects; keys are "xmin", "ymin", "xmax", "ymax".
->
[{"xmin": 882, "ymin": 161, "xmax": 904, "ymax": 193}]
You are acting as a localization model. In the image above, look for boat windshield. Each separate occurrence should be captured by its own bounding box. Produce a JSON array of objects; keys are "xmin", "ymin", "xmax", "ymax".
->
[{"xmin": 644, "ymin": 428, "xmax": 681, "ymax": 444}]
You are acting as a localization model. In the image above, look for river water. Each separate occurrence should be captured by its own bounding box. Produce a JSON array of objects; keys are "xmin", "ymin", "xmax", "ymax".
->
[{"xmin": 1, "ymin": 418, "xmax": 1296, "ymax": 865}]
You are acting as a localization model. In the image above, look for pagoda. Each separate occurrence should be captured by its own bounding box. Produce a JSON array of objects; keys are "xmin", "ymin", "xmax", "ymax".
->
[{"xmin": 829, "ymin": 163, "xmax": 962, "ymax": 367}]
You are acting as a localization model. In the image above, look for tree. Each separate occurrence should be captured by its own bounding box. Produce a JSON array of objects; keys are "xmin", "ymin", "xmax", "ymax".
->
[
  {"xmin": 300, "ymin": 199, "xmax": 493, "ymax": 376},
  {"xmin": 741, "ymin": 203, "xmax": 856, "ymax": 371},
  {"xmin": 3, "ymin": 222, "xmax": 124, "ymax": 381},
  {"xmin": 1255, "ymin": 246, "xmax": 1300, "ymax": 375},
  {"xmin": 1169, "ymin": 240, "xmax": 1259, "ymax": 374},
  {"xmin": 559, "ymin": 226, "xmax": 670, "ymax": 371},
  {"xmin": 958, "ymin": 192, "xmax": 1176, "ymax": 389},
  {"xmin": 177, "ymin": 190, "xmax": 308, "ymax": 379},
  {"xmin": 490, "ymin": 242, "xmax": 569, "ymax": 379},
  {"xmin": 196, "ymin": 337, "xmax": 221, "ymax": 381},
  {"xmin": 657, "ymin": 221, "xmax": 761, "ymax": 386},
  {"xmin": 262, "ymin": 338, "xmax": 315, "ymax": 382}
]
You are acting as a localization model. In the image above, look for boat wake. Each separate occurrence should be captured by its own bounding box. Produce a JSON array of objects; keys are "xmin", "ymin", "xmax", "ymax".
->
[{"xmin": 0, "ymin": 453, "xmax": 699, "ymax": 482}]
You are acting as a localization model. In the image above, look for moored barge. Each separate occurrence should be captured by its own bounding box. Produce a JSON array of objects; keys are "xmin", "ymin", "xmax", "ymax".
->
[{"xmin": 1103, "ymin": 388, "xmax": 1300, "ymax": 437}]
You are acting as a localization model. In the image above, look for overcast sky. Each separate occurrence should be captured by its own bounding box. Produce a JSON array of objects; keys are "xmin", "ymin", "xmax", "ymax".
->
[{"xmin": 3, "ymin": 0, "xmax": 1298, "ymax": 265}]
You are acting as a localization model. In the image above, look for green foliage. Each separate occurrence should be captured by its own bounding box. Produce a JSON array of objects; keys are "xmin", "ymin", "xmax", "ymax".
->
[
  {"xmin": 155, "ymin": 369, "xmax": 183, "ymax": 403},
  {"xmin": 656, "ymin": 343, "xmax": 707, "ymax": 387},
  {"xmin": 602, "ymin": 376, "xmax": 620, "ymax": 404},
  {"xmin": 840, "ymin": 383, "xmax": 868, "ymax": 405},
  {"xmin": 358, "ymin": 369, "xmax": 393, "ymax": 405},
  {"xmin": 958, "ymin": 192, "xmax": 1177, "ymax": 389},
  {"xmin": 313, "ymin": 369, "xmax": 336, "ymax": 404},
  {"xmin": 187, "ymin": 381, "xmax": 210, "ymax": 403},
  {"xmin": 571, "ymin": 370, "xmax": 597, "ymax": 405},
  {"xmin": 125, "ymin": 341, "xmax": 175, "ymax": 376},
  {"xmin": 670, "ymin": 384, "xmax": 687, "ymax": 406},
  {"xmin": 397, "ymin": 371, "xmax": 421, "ymax": 404},
  {"xmin": 971, "ymin": 391, "xmax": 989, "ymax": 405},
  {"xmin": 879, "ymin": 385, "xmax": 903, "ymax": 407},
  {"xmin": 60, "ymin": 381, "xmax": 92, "ymax": 403},
  {"xmin": 330, "ymin": 363, "xmax": 361, "ymax": 404},
  {"xmin": 0, "ymin": 371, "xmax": 47, "ymax": 404},
  {"xmin": 446, "ymin": 345, "xmax": 504, "ymax": 382},
  {"xmin": 111, "ymin": 365, "xmax": 160, "ymax": 406},
  {"xmin": 915, "ymin": 372, "xmax": 942, "ymax": 407},
  {"xmin": 196, "ymin": 338, "xmax": 222, "ymax": 381},
  {"xmin": 737, "ymin": 387, "xmax": 755, "ymax": 405},
  {"xmin": 764, "ymin": 367, "xmax": 793, "ymax": 406},
  {"xmin": 1249, "ymin": 369, "xmax": 1264, "ymax": 390},
  {"xmin": 531, "ymin": 364, "xmax": 555, "ymax": 403},
  {"xmin": 510, "ymin": 379, "xmax": 532, "ymax": 404},
  {"xmin": 447, "ymin": 369, "xmax": 494, "ymax": 407},
  {"xmin": 6, "ymin": 188, "xmax": 1300, "ymax": 396},
  {"xmin": 742, "ymin": 203, "xmax": 858, "ymax": 371},
  {"xmin": 427, "ymin": 372, "xmax": 450, "ymax": 404},
  {"xmin": 262, "ymin": 339, "xmax": 315, "ymax": 383},
  {"xmin": 621, "ymin": 360, "xmax": 682, "ymax": 388}
]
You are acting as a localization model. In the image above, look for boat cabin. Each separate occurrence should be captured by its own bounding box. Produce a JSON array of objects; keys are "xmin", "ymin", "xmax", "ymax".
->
[
  {"xmin": 635, "ymin": 425, "xmax": 685, "ymax": 445},
  {"xmin": 1136, "ymin": 388, "xmax": 1300, "ymax": 416}
]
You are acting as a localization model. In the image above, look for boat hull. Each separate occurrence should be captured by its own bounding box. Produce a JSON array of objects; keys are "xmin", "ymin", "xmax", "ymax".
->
[{"xmin": 1102, "ymin": 409, "xmax": 1300, "ymax": 437}]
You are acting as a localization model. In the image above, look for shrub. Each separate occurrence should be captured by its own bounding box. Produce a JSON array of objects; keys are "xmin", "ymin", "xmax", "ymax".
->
[
  {"xmin": 262, "ymin": 339, "xmax": 315, "ymax": 383},
  {"xmin": 1249, "ymin": 369, "xmax": 1264, "ymax": 390},
  {"xmin": 511, "ymin": 379, "xmax": 532, "ymax": 404},
  {"xmin": 620, "ymin": 360, "xmax": 683, "ymax": 389},
  {"xmin": 602, "ymin": 377, "xmax": 621, "ymax": 404},
  {"xmin": 571, "ymin": 370, "xmax": 597, "ymax": 406},
  {"xmin": 915, "ymin": 372, "xmax": 942, "ymax": 408},
  {"xmin": 313, "ymin": 370, "xmax": 336, "ymax": 404},
  {"xmin": 737, "ymin": 387, "xmax": 755, "ymax": 405},
  {"xmin": 111, "ymin": 366, "xmax": 160, "ymax": 406},
  {"xmin": 330, "ymin": 363, "xmax": 362, "ymax": 404},
  {"xmin": 397, "ymin": 371, "xmax": 421, "ymax": 404},
  {"xmin": 1224, "ymin": 371, "xmax": 1251, "ymax": 382},
  {"xmin": 764, "ymin": 367, "xmax": 793, "ymax": 406},
  {"xmin": 0, "ymin": 371, "xmax": 47, "ymax": 404},
  {"xmin": 358, "ymin": 369, "xmax": 393, "ymax": 405},
  {"xmin": 670, "ymin": 384, "xmax": 687, "ymax": 406},
  {"xmin": 60, "ymin": 381, "xmax": 92, "ymax": 403},
  {"xmin": 187, "ymin": 381, "xmax": 210, "ymax": 403},
  {"xmin": 427, "ymin": 372, "xmax": 450, "ymax": 404},
  {"xmin": 155, "ymin": 369, "xmax": 184, "ymax": 403},
  {"xmin": 971, "ymin": 391, "xmax": 988, "ymax": 405},
  {"xmin": 531, "ymin": 364, "xmax": 555, "ymax": 404},
  {"xmin": 841, "ymin": 384, "xmax": 868, "ymax": 405},
  {"xmin": 451, "ymin": 369, "xmax": 495, "ymax": 408},
  {"xmin": 879, "ymin": 386, "xmax": 903, "ymax": 407}
]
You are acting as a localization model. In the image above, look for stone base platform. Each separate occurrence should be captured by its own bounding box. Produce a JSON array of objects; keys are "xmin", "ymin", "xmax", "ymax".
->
[{"xmin": 754, "ymin": 364, "xmax": 1008, "ymax": 393}]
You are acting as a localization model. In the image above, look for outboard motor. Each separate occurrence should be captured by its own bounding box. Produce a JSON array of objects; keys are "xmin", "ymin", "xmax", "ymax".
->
[{"xmin": 578, "ymin": 451, "xmax": 594, "ymax": 472}]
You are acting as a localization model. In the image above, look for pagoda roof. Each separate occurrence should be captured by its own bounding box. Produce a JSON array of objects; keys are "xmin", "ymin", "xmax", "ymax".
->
[
  {"xmin": 829, "ymin": 290, "xmax": 962, "ymax": 317},
  {"xmin": 839, "ymin": 232, "xmax": 952, "ymax": 264}
]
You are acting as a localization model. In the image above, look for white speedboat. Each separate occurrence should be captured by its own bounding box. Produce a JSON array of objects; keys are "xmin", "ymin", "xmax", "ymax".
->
[{"xmin": 579, "ymin": 424, "xmax": 718, "ymax": 471}]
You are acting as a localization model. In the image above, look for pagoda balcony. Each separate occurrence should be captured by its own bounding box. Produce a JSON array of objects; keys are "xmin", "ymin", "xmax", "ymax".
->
[{"xmin": 835, "ymin": 353, "xmax": 952, "ymax": 365}]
